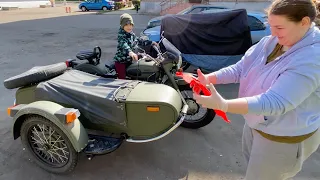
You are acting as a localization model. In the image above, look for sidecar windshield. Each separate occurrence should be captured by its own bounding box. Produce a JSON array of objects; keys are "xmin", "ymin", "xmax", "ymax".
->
[{"xmin": 162, "ymin": 38, "xmax": 181, "ymax": 58}]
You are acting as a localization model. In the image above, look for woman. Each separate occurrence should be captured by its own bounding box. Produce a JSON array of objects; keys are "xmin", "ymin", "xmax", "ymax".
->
[
  {"xmin": 314, "ymin": 0, "xmax": 320, "ymax": 26},
  {"xmin": 194, "ymin": 0, "xmax": 320, "ymax": 179}
]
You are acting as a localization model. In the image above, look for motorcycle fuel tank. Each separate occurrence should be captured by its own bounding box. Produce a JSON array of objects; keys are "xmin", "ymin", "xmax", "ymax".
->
[{"xmin": 126, "ymin": 59, "xmax": 160, "ymax": 80}]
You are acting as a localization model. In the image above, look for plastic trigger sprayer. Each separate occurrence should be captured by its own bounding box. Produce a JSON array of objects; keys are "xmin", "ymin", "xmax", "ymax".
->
[{"xmin": 176, "ymin": 71, "xmax": 231, "ymax": 124}]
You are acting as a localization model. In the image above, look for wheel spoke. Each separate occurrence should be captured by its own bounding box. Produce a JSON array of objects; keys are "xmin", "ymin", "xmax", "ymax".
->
[
  {"xmin": 49, "ymin": 150, "xmax": 68, "ymax": 163},
  {"xmin": 48, "ymin": 151, "xmax": 60, "ymax": 163},
  {"xmin": 39, "ymin": 124, "xmax": 49, "ymax": 143},
  {"xmin": 48, "ymin": 127, "xmax": 55, "ymax": 145},
  {"xmin": 51, "ymin": 145, "xmax": 69, "ymax": 156},
  {"xmin": 27, "ymin": 122, "xmax": 71, "ymax": 167},
  {"xmin": 51, "ymin": 135, "xmax": 61, "ymax": 147},
  {"xmin": 31, "ymin": 136, "xmax": 44, "ymax": 145},
  {"xmin": 32, "ymin": 127, "xmax": 46, "ymax": 144},
  {"xmin": 34, "ymin": 147, "xmax": 44, "ymax": 151}
]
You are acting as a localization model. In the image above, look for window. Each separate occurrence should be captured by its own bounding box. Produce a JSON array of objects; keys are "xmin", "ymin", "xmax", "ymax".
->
[
  {"xmin": 188, "ymin": 7, "xmax": 206, "ymax": 14},
  {"xmin": 206, "ymin": 7, "xmax": 227, "ymax": 11},
  {"xmin": 247, "ymin": 16, "xmax": 266, "ymax": 31}
]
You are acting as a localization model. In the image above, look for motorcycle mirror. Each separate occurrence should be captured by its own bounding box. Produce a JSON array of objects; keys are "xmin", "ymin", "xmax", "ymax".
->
[
  {"xmin": 158, "ymin": 31, "xmax": 165, "ymax": 44},
  {"xmin": 161, "ymin": 31, "xmax": 165, "ymax": 39}
]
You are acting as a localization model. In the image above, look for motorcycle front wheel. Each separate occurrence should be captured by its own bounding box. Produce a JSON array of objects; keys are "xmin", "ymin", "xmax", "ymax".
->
[{"xmin": 178, "ymin": 85, "xmax": 216, "ymax": 129}]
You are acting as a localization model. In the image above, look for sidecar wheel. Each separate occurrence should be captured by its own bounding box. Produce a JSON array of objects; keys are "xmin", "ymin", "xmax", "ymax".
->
[
  {"xmin": 179, "ymin": 85, "xmax": 216, "ymax": 129},
  {"xmin": 20, "ymin": 115, "xmax": 79, "ymax": 174}
]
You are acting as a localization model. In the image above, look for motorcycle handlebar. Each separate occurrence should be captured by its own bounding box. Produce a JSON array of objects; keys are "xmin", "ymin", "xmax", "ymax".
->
[
  {"xmin": 152, "ymin": 43, "xmax": 162, "ymax": 57},
  {"xmin": 136, "ymin": 52, "xmax": 160, "ymax": 64}
]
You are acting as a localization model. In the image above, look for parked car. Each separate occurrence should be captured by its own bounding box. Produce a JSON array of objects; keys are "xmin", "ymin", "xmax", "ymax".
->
[
  {"xmin": 79, "ymin": 0, "xmax": 115, "ymax": 11},
  {"xmin": 141, "ymin": 8, "xmax": 271, "ymax": 45},
  {"xmin": 146, "ymin": 5, "xmax": 228, "ymax": 29}
]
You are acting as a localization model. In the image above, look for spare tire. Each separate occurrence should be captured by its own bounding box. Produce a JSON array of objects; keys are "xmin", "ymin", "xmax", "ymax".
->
[{"xmin": 3, "ymin": 62, "xmax": 68, "ymax": 89}]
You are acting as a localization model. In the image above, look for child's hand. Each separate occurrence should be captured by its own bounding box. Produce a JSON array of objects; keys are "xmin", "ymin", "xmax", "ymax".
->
[{"xmin": 129, "ymin": 51, "xmax": 138, "ymax": 61}]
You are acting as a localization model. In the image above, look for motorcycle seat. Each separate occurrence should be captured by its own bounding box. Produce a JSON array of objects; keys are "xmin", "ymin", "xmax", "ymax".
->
[
  {"xmin": 76, "ymin": 50, "xmax": 97, "ymax": 60},
  {"xmin": 105, "ymin": 61, "xmax": 115, "ymax": 69}
]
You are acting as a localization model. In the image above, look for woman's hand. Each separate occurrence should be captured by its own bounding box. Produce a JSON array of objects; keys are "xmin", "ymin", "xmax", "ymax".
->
[
  {"xmin": 193, "ymin": 83, "xmax": 228, "ymax": 112},
  {"xmin": 197, "ymin": 69, "xmax": 209, "ymax": 86}
]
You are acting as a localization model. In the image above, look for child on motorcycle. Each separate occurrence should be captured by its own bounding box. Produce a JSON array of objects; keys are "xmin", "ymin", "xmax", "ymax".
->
[{"xmin": 113, "ymin": 13, "xmax": 157, "ymax": 79}]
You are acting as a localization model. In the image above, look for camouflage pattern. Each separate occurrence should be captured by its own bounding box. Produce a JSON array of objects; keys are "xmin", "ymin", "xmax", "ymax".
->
[{"xmin": 113, "ymin": 27, "xmax": 151, "ymax": 63}]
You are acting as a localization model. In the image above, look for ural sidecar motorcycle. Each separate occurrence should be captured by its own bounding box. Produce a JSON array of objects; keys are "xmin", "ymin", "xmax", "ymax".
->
[
  {"xmin": 4, "ymin": 62, "xmax": 190, "ymax": 174},
  {"xmin": 66, "ymin": 37, "xmax": 217, "ymax": 129}
]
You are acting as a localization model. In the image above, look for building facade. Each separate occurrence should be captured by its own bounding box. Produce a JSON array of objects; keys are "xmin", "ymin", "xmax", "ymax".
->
[{"xmin": 0, "ymin": 0, "xmax": 51, "ymax": 9}]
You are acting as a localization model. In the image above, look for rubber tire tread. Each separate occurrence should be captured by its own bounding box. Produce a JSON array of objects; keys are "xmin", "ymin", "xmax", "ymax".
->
[{"xmin": 3, "ymin": 62, "xmax": 67, "ymax": 89}]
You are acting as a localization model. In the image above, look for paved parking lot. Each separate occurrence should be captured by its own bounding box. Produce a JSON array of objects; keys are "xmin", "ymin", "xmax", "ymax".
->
[{"xmin": 0, "ymin": 6, "xmax": 319, "ymax": 180}]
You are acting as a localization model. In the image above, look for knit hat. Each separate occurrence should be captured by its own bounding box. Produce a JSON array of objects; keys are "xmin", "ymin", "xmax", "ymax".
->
[{"xmin": 120, "ymin": 13, "xmax": 134, "ymax": 28}]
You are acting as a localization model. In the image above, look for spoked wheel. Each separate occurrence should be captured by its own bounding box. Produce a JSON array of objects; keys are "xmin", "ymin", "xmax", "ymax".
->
[
  {"xmin": 179, "ymin": 85, "xmax": 216, "ymax": 129},
  {"xmin": 20, "ymin": 115, "xmax": 79, "ymax": 174}
]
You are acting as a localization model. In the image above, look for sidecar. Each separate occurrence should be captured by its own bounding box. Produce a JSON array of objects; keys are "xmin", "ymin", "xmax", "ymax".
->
[{"xmin": 4, "ymin": 62, "xmax": 188, "ymax": 174}]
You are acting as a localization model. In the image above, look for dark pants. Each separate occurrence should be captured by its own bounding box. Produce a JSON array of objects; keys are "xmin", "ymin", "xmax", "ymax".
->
[{"xmin": 115, "ymin": 62, "xmax": 131, "ymax": 79}]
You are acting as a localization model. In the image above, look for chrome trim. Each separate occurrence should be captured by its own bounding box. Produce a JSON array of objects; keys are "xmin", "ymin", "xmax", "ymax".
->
[{"xmin": 126, "ymin": 104, "xmax": 188, "ymax": 143}]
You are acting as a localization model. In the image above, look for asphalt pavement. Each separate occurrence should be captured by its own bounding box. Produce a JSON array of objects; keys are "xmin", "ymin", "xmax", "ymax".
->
[{"xmin": 0, "ymin": 6, "xmax": 319, "ymax": 180}]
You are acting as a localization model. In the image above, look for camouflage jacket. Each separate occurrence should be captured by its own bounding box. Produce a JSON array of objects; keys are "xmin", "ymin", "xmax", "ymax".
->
[{"xmin": 113, "ymin": 27, "xmax": 152, "ymax": 63}]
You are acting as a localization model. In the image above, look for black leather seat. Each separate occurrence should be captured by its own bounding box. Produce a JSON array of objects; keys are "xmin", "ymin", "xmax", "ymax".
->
[
  {"xmin": 105, "ymin": 61, "xmax": 115, "ymax": 69},
  {"xmin": 76, "ymin": 50, "xmax": 96, "ymax": 60}
]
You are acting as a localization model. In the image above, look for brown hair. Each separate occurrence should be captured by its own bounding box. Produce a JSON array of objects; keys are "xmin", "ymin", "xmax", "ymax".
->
[{"xmin": 266, "ymin": 0, "xmax": 318, "ymax": 22}]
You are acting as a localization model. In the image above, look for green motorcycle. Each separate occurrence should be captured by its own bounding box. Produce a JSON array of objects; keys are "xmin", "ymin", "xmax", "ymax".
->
[
  {"xmin": 4, "ymin": 61, "xmax": 189, "ymax": 174},
  {"xmin": 67, "ymin": 36, "xmax": 216, "ymax": 130}
]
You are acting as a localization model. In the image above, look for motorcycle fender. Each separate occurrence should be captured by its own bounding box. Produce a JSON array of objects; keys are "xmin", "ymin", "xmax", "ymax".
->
[{"xmin": 10, "ymin": 101, "xmax": 89, "ymax": 152}]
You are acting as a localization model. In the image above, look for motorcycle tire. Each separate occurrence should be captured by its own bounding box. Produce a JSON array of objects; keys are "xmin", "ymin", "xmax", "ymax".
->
[
  {"xmin": 20, "ymin": 115, "xmax": 79, "ymax": 174},
  {"xmin": 178, "ymin": 85, "xmax": 216, "ymax": 129}
]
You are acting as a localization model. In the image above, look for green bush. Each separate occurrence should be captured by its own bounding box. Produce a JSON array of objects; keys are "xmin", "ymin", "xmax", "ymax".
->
[
  {"xmin": 132, "ymin": 0, "xmax": 140, "ymax": 8},
  {"xmin": 114, "ymin": 2, "xmax": 125, "ymax": 10}
]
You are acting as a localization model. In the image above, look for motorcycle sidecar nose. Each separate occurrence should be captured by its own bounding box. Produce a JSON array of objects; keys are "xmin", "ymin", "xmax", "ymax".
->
[{"xmin": 124, "ymin": 82, "xmax": 182, "ymax": 137}]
